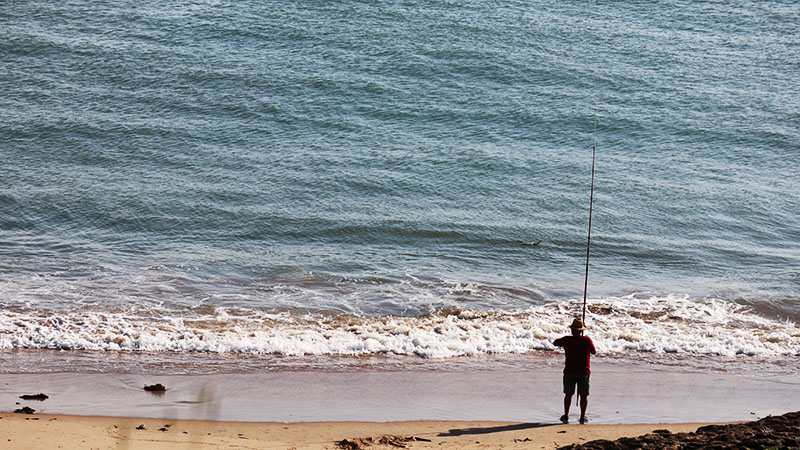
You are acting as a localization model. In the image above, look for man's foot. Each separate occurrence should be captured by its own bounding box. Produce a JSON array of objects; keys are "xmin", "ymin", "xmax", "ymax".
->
[
  {"xmin": 579, "ymin": 417, "xmax": 588, "ymax": 424},
  {"xmin": 559, "ymin": 415, "xmax": 569, "ymax": 424}
]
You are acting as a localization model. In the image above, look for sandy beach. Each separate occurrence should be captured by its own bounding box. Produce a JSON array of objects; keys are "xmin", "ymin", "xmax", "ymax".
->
[
  {"xmin": 0, "ymin": 413, "xmax": 715, "ymax": 450},
  {"xmin": 2, "ymin": 352, "xmax": 798, "ymax": 449}
]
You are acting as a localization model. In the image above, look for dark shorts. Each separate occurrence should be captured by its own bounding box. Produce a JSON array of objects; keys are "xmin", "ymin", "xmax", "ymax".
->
[{"xmin": 563, "ymin": 373, "xmax": 590, "ymax": 397}]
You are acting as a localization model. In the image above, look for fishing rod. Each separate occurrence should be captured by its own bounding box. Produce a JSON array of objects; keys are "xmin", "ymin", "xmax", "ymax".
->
[{"xmin": 582, "ymin": 120, "xmax": 596, "ymax": 323}]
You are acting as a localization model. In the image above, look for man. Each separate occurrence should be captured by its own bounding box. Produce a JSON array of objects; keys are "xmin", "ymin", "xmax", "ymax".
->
[{"xmin": 553, "ymin": 318, "xmax": 596, "ymax": 424}]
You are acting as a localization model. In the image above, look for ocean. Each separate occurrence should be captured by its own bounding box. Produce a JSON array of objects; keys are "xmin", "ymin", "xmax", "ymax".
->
[{"xmin": 1, "ymin": 0, "xmax": 798, "ymax": 374}]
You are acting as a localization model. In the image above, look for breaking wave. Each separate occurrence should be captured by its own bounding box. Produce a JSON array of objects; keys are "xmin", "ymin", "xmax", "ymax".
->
[{"xmin": 1, "ymin": 294, "xmax": 797, "ymax": 358}]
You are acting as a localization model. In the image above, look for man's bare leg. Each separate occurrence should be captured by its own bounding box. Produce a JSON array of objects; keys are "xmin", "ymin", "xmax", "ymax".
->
[
  {"xmin": 579, "ymin": 395, "xmax": 588, "ymax": 424},
  {"xmin": 561, "ymin": 394, "xmax": 572, "ymax": 423}
]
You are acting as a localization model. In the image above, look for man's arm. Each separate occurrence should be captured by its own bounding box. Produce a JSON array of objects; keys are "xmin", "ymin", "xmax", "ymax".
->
[
  {"xmin": 553, "ymin": 337, "xmax": 565, "ymax": 347},
  {"xmin": 588, "ymin": 337, "xmax": 597, "ymax": 354}
]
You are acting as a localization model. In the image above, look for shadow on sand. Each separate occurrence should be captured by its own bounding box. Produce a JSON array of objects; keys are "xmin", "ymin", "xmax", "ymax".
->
[{"xmin": 438, "ymin": 422, "xmax": 557, "ymax": 437}]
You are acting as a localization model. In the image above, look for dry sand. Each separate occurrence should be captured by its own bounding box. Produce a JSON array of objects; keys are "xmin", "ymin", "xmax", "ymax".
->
[{"xmin": 0, "ymin": 413, "xmax": 712, "ymax": 450}]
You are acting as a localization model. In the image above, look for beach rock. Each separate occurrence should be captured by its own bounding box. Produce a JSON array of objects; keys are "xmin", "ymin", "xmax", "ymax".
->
[
  {"xmin": 13, "ymin": 407, "xmax": 35, "ymax": 414},
  {"xmin": 19, "ymin": 393, "xmax": 48, "ymax": 401},
  {"xmin": 143, "ymin": 383, "xmax": 166, "ymax": 392},
  {"xmin": 135, "ymin": 424, "xmax": 146, "ymax": 430},
  {"xmin": 558, "ymin": 410, "xmax": 800, "ymax": 450}
]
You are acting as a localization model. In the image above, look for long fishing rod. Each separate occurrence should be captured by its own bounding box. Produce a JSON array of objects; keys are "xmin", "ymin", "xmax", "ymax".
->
[{"xmin": 582, "ymin": 120, "xmax": 596, "ymax": 323}]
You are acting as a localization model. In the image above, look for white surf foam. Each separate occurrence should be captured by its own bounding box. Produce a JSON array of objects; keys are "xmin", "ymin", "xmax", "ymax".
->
[{"xmin": 1, "ymin": 294, "xmax": 797, "ymax": 358}]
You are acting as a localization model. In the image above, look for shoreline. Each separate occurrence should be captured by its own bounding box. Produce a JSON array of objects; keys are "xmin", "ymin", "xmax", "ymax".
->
[
  {"xmin": 2, "ymin": 360, "xmax": 797, "ymax": 424},
  {"xmin": 0, "ymin": 413, "xmax": 718, "ymax": 449}
]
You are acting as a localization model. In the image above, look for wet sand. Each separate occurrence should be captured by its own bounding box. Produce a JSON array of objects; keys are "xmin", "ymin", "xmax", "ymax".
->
[{"xmin": 1, "ymin": 356, "xmax": 797, "ymax": 424}]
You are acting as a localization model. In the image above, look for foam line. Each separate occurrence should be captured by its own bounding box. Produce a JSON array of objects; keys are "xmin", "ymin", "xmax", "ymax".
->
[{"xmin": 1, "ymin": 294, "xmax": 797, "ymax": 358}]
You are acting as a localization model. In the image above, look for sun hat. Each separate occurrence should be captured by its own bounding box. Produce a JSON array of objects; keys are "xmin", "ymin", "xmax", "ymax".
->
[{"xmin": 569, "ymin": 318, "xmax": 587, "ymax": 330}]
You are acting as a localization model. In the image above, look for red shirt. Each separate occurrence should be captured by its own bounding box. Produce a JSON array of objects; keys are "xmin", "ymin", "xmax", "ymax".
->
[{"xmin": 553, "ymin": 335, "xmax": 596, "ymax": 375}]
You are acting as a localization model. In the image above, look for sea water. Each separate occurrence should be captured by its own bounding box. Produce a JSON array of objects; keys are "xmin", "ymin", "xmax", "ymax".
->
[{"xmin": 1, "ymin": 0, "xmax": 798, "ymax": 373}]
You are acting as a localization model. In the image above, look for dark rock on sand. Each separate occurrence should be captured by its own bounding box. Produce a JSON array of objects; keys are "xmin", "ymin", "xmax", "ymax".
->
[
  {"xmin": 19, "ymin": 393, "xmax": 48, "ymax": 401},
  {"xmin": 13, "ymin": 407, "xmax": 35, "ymax": 414},
  {"xmin": 143, "ymin": 383, "xmax": 166, "ymax": 392},
  {"xmin": 559, "ymin": 410, "xmax": 800, "ymax": 450}
]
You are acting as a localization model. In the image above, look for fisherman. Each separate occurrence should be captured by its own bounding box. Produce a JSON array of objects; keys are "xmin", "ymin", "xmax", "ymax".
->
[{"xmin": 553, "ymin": 318, "xmax": 596, "ymax": 424}]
